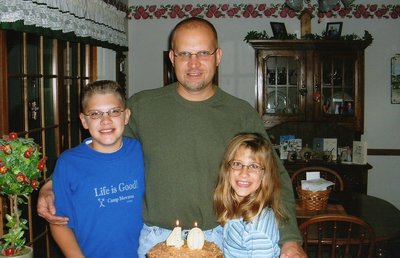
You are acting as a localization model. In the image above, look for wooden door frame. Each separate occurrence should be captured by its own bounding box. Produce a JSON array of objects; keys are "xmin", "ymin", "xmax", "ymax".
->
[
  {"xmin": 0, "ymin": 30, "xmax": 9, "ymax": 135},
  {"xmin": 0, "ymin": 30, "xmax": 8, "ymax": 235}
]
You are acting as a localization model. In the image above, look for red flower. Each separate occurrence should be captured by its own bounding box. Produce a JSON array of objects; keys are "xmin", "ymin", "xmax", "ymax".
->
[
  {"xmin": 16, "ymin": 173, "xmax": 26, "ymax": 183},
  {"xmin": 369, "ymin": 4, "xmax": 378, "ymax": 12},
  {"xmin": 338, "ymin": 9, "xmax": 347, "ymax": 17},
  {"xmin": 357, "ymin": 4, "xmax": 366, "ymax": 13},
  {"xmin": 8, "ymin": 133, "xmax": 18, "ymax": 140},
  {"xmin": 31, "ymin": 179, "xmax": 38, "ymax": 190},
  {"xmin": 221, "ymin": 4, "xmax": 229, "ymax": 12},
  {"xmin": 264, "ymin": 9, "xmax": 273, "ymax": 17},
  {"xmin": 1, "ymin": 144, "xmax": 12, "ymax": 155},
  {"xmin": 37, "ymin": 162, "xmax": 45, "ymax": 171},
  {"xmin": 148, "ymin": 5, "xmax": 157, "ymax": 12},
  {"xmin": 395, "ymin": 5, "xmax": 400, "ymax": 14},
  {"xmin": 288, "ymin": 10, "xmax": 296, "ymax": 18},
  {"xmin": 362, "ymin": 11, "xmax": 371, "ymax": 18},
  {"xmin": 0, "ymin": 165, "xmax": 8, "ymax": 174},
  {"xmin": 4, "ymin": 247, "xmax": 14, "ymax": 256},
  {"xmin": 258, "ymin": 4, "xmax": 266, "ymax": 11},
  {"xmin": 280, "ymin": 10, "xmax": 288, "ymax": 18},
  {"xmin": 353, "ymin": 11, "xmax": 362, "ymax": 18},
  {"xmin": 24, "ymin": 147, "xmax": 33, "ymax": 158},
  {"xmin": 184, "ymin": 4, "xmax": 193, "ymax": 12},
  {"xmin": 375, "ymin": 10, "xmax": 383, "ymax": 18}
]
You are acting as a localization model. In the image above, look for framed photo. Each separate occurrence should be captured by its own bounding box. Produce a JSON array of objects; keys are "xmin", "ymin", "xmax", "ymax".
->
[
  {"xmin": 391, "ymin": 54, "xmax": 400, "ymax": 104},
  {"xmin": 270, "ymin": 22, "xmax": 287, "ymax": 38},
  {"xmin": 352, "ymin": 141, "xmax": 367, "ymax": 164},
  {"xmin": 325, "ymin": 22, "xmax": 342, "ymax": 39}
]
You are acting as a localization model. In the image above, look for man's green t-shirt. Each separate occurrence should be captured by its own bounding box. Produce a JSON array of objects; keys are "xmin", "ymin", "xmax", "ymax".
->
[{"xmin": 124, "ymin": 84, "xmax": 301, "ymax": 244}]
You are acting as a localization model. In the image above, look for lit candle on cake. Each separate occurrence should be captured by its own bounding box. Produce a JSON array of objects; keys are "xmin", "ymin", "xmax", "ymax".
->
[
  {"xmin": 187, "ymin": 222, "xmax": 205, "ymax": 250},
  {"xmin": 166, "ymin": 220, "xmax": 184, "ymax": 248}
]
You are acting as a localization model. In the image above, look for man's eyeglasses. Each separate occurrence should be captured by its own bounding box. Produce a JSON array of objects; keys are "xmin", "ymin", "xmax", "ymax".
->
[
  {"xmin": 84, "ymin": 108, "xmax": 124, "ymax": 120},
  {"xmin": 173, "ymin": 48, "xmax": 218, "ymax": 60},
  {"xmin": 228, "ymin": 161, "xmax": 264, "ymax": 175}
]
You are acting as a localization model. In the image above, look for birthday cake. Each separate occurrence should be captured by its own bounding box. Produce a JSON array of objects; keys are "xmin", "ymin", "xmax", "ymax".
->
[{"xmin": 146, "ymin": 240, "xmax": 222, "ymax": 258}]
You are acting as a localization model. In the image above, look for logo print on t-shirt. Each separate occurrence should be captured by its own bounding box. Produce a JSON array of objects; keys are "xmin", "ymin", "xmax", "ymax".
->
[
  {"xmin": 98, "ymin": 198, "xmax": 106, "ymax": 208},
  {"xmin": 94, "ymin": 180, "xmax": 139, "ymax": 208}
]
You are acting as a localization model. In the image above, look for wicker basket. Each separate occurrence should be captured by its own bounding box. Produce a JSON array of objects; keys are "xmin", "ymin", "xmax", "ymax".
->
[{"xmin": 296, "ymin": 187, "xmax": 330, "ymax": 211}]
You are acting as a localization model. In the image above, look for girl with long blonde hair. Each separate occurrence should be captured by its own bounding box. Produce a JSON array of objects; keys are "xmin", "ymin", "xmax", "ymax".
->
[{"xmin": 214, "ymin": 133, "xmax": 288, "ymax": 257}]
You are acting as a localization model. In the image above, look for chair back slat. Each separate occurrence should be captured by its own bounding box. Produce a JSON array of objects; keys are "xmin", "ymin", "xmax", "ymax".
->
[{"xmin": 299, "ymin": 214, "xmax": 376, "ymax": 258}]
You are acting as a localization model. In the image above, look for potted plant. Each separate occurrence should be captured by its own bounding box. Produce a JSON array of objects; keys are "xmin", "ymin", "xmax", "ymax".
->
[{"xmin": 0, "ymin": 133, "xmax": 46, "ymax": 257}]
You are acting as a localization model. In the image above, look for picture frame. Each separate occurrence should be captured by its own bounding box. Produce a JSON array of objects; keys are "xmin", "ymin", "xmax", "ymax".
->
[
  {"xmin": 352, "ymin": 141, "xmax": 367, "ymax": 165},
  {"xmin": 270, "ymin": 22, "xmax": 287, "ymax": 38},
  {"xmin": 391, "ymin": 54, "xmax": 400, "ymax": 104},
  {"xmin": 325, "ymin": 22, "xmax": 342, "ymax": 39}
]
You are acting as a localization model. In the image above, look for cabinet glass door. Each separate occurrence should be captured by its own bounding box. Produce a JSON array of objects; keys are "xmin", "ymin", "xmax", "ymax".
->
[
  {"xmin": 265, "ymin": 55, "xmax": 300, "ymax": 114},
  {"xmin": 320, "ymin": 55, "xmax": 356, "ymax": 116}
]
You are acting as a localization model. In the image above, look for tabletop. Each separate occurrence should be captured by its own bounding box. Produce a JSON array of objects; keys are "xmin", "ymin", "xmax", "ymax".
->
[{"xmin": 296, "ymin": 191, "xmax": 400, "ymax": 243}]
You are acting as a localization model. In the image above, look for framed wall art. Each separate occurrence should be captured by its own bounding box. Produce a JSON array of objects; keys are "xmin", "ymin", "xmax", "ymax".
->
[
  {"xmin": 391, "ymin": 54, "xmax": 400, "ymax": 104},
  {"xmin": 325, "ymin": 22, "xmax": 342, "ymax": 39},
  {"xmin": 270, "ymin": 22, "xmax": 287, "ymax": 38}
]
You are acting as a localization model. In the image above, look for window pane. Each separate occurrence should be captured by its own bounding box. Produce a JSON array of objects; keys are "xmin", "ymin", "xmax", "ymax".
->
[
  {"xmin": 43, "ymin": 37, "xmax": 55, "ymax": 76},
  {"xmin": 44, "ymin": 78, "xmax": 56, "ymax": 126},
  {"xmin": 26, "ymin": 34, "xmax": 39, "ymax": 74},
  {"xmin": 8, "ymin": 77, "xmax": 24, "ymax": 131},
  {"xmin": 7, "ymin": 31, "xmax": 22, "ymax": 75}
]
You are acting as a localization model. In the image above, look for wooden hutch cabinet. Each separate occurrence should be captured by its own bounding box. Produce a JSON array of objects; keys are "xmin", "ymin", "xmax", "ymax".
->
[
  {"xmin": 249, "ymin": 39, "xmax": 372, "ymax": 193},
  {"xmin": 249, "ymin": 39, "xmax": 370, "ymax": 133}
]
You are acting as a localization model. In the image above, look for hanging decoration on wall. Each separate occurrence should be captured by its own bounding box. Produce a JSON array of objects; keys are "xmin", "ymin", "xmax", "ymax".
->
[
  {"xmin": 285, "ymin": 0, "xmax": 355, "ymax": 12},
  {"xmin": 391, "ymin": 54, "xmax": 400, "ymax": 104},
  {"xmin": 127, "ymin": 2, "xmax": 400, "ymax": 20}
]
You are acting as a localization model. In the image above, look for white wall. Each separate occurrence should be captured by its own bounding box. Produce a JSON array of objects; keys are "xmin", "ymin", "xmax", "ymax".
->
[{"xmin": 127, "ymin": 0, "xmax": 400, "ymax": 209}]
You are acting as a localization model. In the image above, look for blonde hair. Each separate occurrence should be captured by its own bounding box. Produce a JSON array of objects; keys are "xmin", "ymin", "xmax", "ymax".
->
[
  {"xmin": 81, "ymin": 80, "xmax": 125, "ymax": 112},
  {"xmin": 213, "ymin": 133, "xmax": 288, "ymax": 225}
]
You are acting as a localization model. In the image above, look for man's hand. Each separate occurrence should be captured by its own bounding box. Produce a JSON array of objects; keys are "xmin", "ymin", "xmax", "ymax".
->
[
  {"xmin": 280, "ymin": 241, "xmax": 307, "ymax": 258},
  {"xmin": 37, "ymin": 180, "xmax": 69, "ymax": 225}
]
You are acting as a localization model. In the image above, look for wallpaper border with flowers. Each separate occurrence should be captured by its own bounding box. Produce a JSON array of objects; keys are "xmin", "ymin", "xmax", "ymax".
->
[{"xmin": 127, "ymin": 3, "xmax": 400, "ymax": 20}]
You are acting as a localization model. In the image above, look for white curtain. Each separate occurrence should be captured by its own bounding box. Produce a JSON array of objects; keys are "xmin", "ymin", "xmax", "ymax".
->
[{"xmin": 0, "ymin": 0, "xmax": 127, "ymax": 48}]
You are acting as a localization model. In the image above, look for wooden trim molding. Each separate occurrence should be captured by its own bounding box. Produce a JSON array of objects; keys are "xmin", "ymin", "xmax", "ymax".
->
[
  {"xmin": 367, "ymin": 149, "xmax": 400, "ymax": 156},
  {"xmin": 0, "ymin": 30, "xmax": 9, "ymax": 135},
  {"xmin": 127, "ymin": 3, "xmax": 400, "ymax": 20}
]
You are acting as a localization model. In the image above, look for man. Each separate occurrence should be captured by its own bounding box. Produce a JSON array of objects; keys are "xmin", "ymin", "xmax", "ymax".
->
[{"xmin": 38, "ymin": 17, "xmax": 306, "ymax": 258}]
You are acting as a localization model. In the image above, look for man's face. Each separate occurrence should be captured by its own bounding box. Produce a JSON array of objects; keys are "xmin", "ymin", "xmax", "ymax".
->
[{"xmin": 169, "ymin": 25, "xmax": 222, "ymax": 94}]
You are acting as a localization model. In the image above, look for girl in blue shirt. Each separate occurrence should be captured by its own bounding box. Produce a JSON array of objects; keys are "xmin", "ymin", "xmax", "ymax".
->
[{"xmin": 214, "ymin": 133, "xmax": 288, "ymax": 258}]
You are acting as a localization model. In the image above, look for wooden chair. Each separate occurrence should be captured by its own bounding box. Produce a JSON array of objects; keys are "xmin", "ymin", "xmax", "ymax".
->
[
  {"xmin": 291, "ymin": 166, "xmax": 344, "ymax": 192},
  {"xmin": 299, "ymin": 214, "xmax": 376, "ymax": 258}
]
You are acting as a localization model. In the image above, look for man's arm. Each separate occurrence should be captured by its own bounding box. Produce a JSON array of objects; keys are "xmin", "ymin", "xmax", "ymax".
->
[
  {"xmin": 280, "ymin": 241, "xmax": 306, "ymax": 258},
  {"xmin": 273, "ymin": 147, "xmax": 307, "ymax": 258},
  {"xmin": 50, "ymin": 224, "xmax": 85, "ymax": 258},
  {"xmin": 37, "ymin": 180, "xmax": 69, "ymax": 225}
]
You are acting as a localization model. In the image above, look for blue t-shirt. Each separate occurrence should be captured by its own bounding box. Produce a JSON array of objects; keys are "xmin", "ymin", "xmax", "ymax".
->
[
  {"xmin": 223, "ymin": 208, "xmax": 281, "ymax": 258},
  {"xmin": 53, "ymin": 137, "xmax": 145, "ymax": 258}
]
